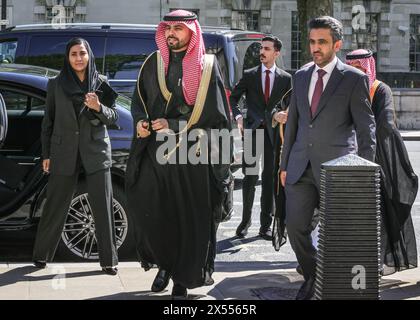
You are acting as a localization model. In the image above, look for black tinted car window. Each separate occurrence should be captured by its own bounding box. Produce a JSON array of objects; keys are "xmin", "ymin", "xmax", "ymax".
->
[
  {"xmin": 27, "ymin": 36, "xmax": 105, "ymax": 73},
  {"xmin": 0, "ymin": 40, "xmax": 17, "ymax": 64},
  {"xmin": 105, "ymin": 37, "xmax": 156, "ymax": 80},
  {"xmin": 0, "ymin": 89, "xmax": 44, "ymax": 111}
]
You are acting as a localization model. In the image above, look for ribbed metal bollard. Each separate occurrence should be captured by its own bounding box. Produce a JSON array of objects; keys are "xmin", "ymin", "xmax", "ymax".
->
[{"xmin": 315, "ymin": 154, "xmax": 381, "ymax": 300}]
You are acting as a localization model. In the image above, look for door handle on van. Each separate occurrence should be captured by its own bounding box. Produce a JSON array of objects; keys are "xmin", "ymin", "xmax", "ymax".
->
[{"xmin": 107, "ymin": 123, "xmax": 121, "ymax": 130}]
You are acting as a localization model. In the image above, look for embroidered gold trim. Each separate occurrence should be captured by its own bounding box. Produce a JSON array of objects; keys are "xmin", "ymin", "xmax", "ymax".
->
[
  {"xmin": 370, "ymin": 80, "xmax": 381, "ymax": 102},
  {"xmin": 156, "ymin": 51, "xmax": 172, "ymax": 102},
  {"xmin": 136, "ymin": 51, "xmax": 156, "ymax": 120},
  {"xmin": 272, "ymin": 87, "xmax": 293, "ymax": 129},
  {"xmin": 163, "ymin": 54, "xmax": 215, "ymax": 160}
]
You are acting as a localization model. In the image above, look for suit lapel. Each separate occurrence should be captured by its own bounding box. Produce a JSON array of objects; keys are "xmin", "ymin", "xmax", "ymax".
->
[
  {"xmin": 312, "ymin": 59, "xmax": 345, "ymax": 121},
  {"xmin": 60, "ymin": 87, "xmax": 77, "ymax": 122},
  {"xmin": 267, "ymin": 67, "xmax": 281, "ymax": 107},
  {"xmin": 256, "ymin": 65, "xmax": 265, "ymax": 106},
  {"xmin": 303, "ymin": 64, "xmax": 315, "ymax": 118}
]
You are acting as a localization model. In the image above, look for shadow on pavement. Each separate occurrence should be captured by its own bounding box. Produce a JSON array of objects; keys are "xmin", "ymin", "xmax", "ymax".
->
[
  {"xmin": 0, "ymin": 266, "xmax": 38, "ymax": 288},
  {"xmin": 207, "ymin": 272, "xmax": 302, "ymax": 300},
  {"xmin": 89, "ymin": 291, "xmax": 207, "ymax": 300},
  {"xmin": 380, "ymin": 280, "xmax": 420, "ymax": 300}
]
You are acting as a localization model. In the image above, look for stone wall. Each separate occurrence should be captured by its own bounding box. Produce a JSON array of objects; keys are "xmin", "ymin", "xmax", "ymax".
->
[{"xmin": 394, "ymin": 89, "xmax": 420, "ymax": 129}]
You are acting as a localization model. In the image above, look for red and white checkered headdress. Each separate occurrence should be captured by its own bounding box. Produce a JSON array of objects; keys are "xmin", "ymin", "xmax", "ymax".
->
[{"xmin": 155, "ymin": 10, "xmax": 206, "ymax": 106}]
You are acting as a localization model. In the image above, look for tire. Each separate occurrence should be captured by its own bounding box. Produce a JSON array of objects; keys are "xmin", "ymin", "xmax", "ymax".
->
[{"xmin": 57, "ymin": 180, "xmax": 135, "ymax": 261}]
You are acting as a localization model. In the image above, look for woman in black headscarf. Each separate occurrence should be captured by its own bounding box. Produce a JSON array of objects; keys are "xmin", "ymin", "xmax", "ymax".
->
[{"xmin": 32, "ymin": 38, "xmax": 119, "ymax": 275}]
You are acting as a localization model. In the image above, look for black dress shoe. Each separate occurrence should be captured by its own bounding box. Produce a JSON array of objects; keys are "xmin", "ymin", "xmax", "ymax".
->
[
  {"xmin": 204, "ymin": 271, "xmax": 215, "ymax": 286},
  {"xmin": 102, "ymin": 267, "xmax": 118, "ymax": 275},
  {"xmin": 33, "ymin": 261, "xmax": 46, "ymax": 269},
  {"xmin": 236, "ymin": 222, "xmax": 251, "ymax": 238},
  {"xmin": 259, "ymin": 228, "xmax": 273, "ymax": 241},
  {"xmin": 295, "ymin": 277, "xmax": 315, "ymax": 300},
  {"xmin": 171, "ymin": 283, "xmax": 188, "ymax": 300},
  {"xmin": 151, "ymin": 269, "xmax": 171, "ymax": 292}
]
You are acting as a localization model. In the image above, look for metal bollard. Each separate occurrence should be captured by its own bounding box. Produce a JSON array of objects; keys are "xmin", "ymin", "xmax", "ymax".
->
[{"xmin": 315, "ymin": 154, "xmax": 381, "ymax": 300}]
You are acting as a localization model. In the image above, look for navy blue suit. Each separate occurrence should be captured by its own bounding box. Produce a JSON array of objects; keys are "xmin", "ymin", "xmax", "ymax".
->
[{"xmin": 280, "ymin": 59, "xmax": 376, "ymax": 280}]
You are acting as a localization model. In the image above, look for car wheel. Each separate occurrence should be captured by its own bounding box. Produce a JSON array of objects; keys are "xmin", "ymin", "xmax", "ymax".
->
[{"xmin": 58, "ymin": 182, "xmax": 134, "ymax": 261}]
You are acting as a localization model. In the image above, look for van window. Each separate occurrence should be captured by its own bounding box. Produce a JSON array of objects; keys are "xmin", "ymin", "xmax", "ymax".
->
[
  {"xmin": 105, "ymin": 37, "xmax": 156, "ymax": 80},
  {"xmin": 224, "ymin": 39, "xmax": 262, "ymax": 89},
  {"xmin": 26, "ymin": 36, "xmax": 105, "ymax": 73},
  {"xmin": 0, "ymin": 40, "xmax": 17, "ymax": 64},
  {"xmin": 0, "ymin": 89, "xmax": 44, "ymax": 111}
]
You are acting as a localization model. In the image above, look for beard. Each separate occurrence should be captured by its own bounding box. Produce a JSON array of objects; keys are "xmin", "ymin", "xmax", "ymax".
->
[
  {"xmin": 167, "ymin": 37, "xmax": 183, "ymax": 50},
  {"xmin": 312, "ymin": 51, "xmax": 334, "ymax": 67}
]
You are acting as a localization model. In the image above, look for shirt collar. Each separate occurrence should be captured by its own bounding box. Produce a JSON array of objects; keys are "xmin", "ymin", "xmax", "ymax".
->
[
  {"xmin": 262, "ymin": 64, "xmax": 277, "ymax": 74},
  {"xmin": 314, "ymin": 56, "xmax": 338, "ymax": 76}
]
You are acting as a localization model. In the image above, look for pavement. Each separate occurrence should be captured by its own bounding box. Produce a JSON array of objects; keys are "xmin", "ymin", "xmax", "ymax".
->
[
  {"xmin": 0, "ymin": 261, "xmax": 419, "ymax": 300},
  {"xmin": 400, "ymin": 130, "xmax": 420, "ymax": 140}
]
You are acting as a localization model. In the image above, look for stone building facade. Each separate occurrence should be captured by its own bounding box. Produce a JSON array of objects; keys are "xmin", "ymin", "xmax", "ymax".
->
[{"xmin": 1, "ymin": 0, "xmax": 419, "ymax": 79}]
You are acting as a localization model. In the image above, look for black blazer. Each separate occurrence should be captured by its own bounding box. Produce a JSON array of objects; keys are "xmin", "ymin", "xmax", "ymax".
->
[
  {"xmin": 230, "ymin": 65, "xmax": 292, "ymax": 144},
  {"xmin": 41, "ymin": 77, "xmax": 118, "ymax": 176},
  {"xmin": 280, "ymin": 59, "xmax": 376, "ymax": 185}
]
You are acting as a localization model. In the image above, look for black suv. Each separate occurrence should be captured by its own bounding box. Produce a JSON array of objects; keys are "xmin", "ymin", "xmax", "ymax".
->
[{"xmin": 0, "ymin": 23, "xmax": 265, "ymax": 98}]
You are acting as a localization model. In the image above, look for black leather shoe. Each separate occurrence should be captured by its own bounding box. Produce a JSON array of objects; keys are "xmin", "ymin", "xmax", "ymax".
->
[
  {"xmin": 33, "ymin": 261, "xmax": 46, "ymax": 269},
  {"xmin": 171, "ymin": 283, "xmax": 188, "ymax": 300},
  {"xmin": 204, "ymin": 271, "xmax": 215, "ymax": 286},
  {"xmin": 102, "ymin": 267, "xmax": 118, "ymax": 275},
  {"xmin": 236, "ymin": 222, "xmax": 251, "ymax": 238},
  {"xmin": 151, "ymin": 269, "xmax": 171, "ymax": 292},
  {"xmin": 295, "ymin": 277, "xmax": 315, "ymax": 300},
  {"xmin": 259, "ymin": 228, "xmax": 273, "ymax": 241}
]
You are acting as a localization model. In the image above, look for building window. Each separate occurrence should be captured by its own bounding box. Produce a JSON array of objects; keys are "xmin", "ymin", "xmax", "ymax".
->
[
  {"xmin": 351, "ymin": 13, "xmax": 379, "ymax": 53},
  {"xmin": 232, "ymin": 10, "xmax": 260, "ymax": 31},
  {"xmin": 169, "ymin": 8, "xmax": 200, "ymax": 20},
  {"xmin": 410, "ymin": 14, "xmax": 420, "ymax": 71},
  {"xmin": 291, "ymin": 11, "xmax": 301, "ymax": 70}
]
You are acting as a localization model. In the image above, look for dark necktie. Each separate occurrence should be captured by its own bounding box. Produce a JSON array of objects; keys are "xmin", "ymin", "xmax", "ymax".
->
[
  {"xmin": 264, "ymin": 69, "xmax": 271, "ymax": 104},
  {"xmin": 310, "ymin": 69, "xmax": 327, "ymax": 117}
]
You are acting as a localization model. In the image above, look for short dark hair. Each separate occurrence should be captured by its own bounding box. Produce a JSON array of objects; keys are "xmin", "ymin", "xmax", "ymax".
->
[
  {"xmin": 308, "ymin": 16, "xmax": 343, "ymax": 43},
  {"xmin": 262, "ymin": 35, "xmax": 283, "ymax": 52}
]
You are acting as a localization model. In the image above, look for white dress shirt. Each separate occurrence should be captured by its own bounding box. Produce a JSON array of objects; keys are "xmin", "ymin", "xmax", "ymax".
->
[
  {"xmin": 262, "ymin": 64, "xmax": 276, "ymax": 96},
  {"xmin": 308, "ymin": 56, "xmax": 338, "ymax": 105},
  {"xmin": 235, "ymin": 64, "xmax": 277, "ymax": 121}
]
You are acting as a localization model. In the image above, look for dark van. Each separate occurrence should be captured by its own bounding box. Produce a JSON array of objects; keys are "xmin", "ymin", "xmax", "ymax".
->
[{"xmin": 0, "ymin": 23, "xmax": 265, "ymax": 97}]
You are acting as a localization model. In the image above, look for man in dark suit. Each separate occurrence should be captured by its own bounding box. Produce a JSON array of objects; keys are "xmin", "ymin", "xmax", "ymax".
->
[
  {"xmin": 230, "ymin": 36, "xmax": 292, "ymax": 240},
  {"xmin": 280, "ymin": 16, "xmax": 376, "ymax": 300}
]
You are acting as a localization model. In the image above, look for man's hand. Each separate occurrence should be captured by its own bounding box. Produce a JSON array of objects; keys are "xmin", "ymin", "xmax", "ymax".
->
[
  {"xmin": 274, "ymin": 110, "xmax": 288, "ymax": 124},
  {"xmin": 237, "ymin": 116, "xmax": 244, "ymax": 135},
  {"xmin": 43, "ymin": 159, "xmax": 50, "ymax": 173},
  {"xmin": 151, "ymin": 118, "xmax": 169, "ymax": 132},
  {"xmin": 136, "ymin": 120, "xmax": 151, "ymax": 138},
  {"xmin": 280, "ymin": 171, "xmax": 287, "ymax": 187}
]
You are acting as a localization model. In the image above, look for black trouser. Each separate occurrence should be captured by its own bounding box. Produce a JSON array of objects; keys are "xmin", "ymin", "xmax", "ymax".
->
[
  {"xmin": 285, "ymin": 165, "xmax": 319, "ymax": 280},
  {"xmin": 32, "ymin": 167, "xmax": 118, "ymax": 267},
  {"xmin": 240, "ymin": 127, "xmax": 274, "ymax": 233}
]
